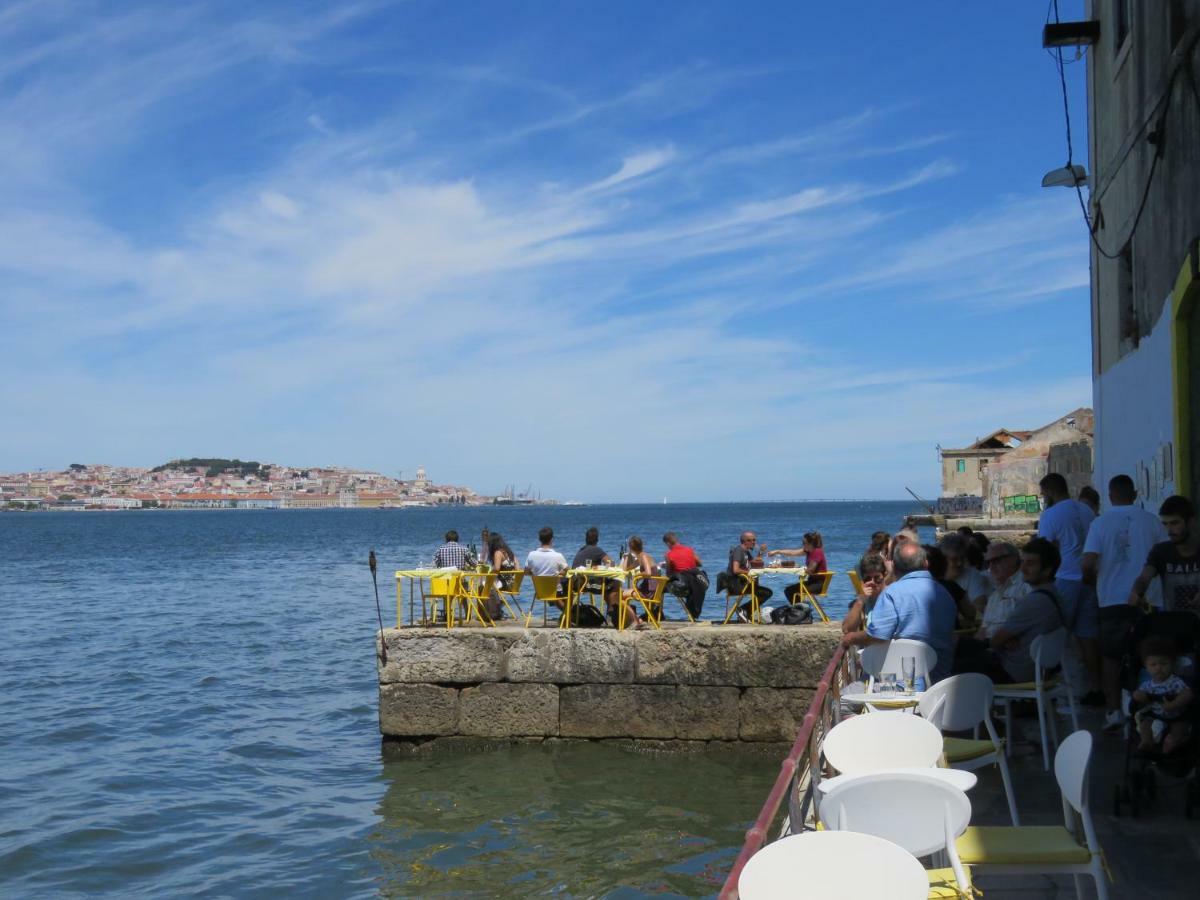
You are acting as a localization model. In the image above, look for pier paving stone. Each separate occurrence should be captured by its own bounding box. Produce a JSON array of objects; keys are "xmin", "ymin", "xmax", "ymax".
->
[
  {"xmin": 560, "ymin": 684, "xmax": 677, "ymax": 739},
  {"xmin": 377, "ymin": 629, "xmax": 515, "ymax": 684},
  {"xmin": 502, "ymin": 629, "xmax": 637, "ymax": 684},
  {"xmin": 738, "ymin": 687, "xmax": 816, "ymax": 741},
  {"xmin": 378, "ymin": 683, "xmax": 459, "ymax": 736},
  {"xmin": 635, "ymin": 624, "xmax": 839, "ymax": 688},
  {"xmin": 458, "ymin": 682, "xmax": 559, "ymax": 737},
  {"xmin": 674, "ymin": 685, "xmax": 741, "ymax": 740}
]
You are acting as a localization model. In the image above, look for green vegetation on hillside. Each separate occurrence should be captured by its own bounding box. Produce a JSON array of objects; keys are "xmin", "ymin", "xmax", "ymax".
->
[{"xmin": 152, "ymin": 458, "xmax": 270, "ymax": 478}]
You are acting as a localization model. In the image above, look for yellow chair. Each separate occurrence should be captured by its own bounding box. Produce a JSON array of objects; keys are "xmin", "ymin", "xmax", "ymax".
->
[
  {"xmin": 424, "ymin": 573, "xmax": 463, "ymax": 627},
  {"xmin": 496, "ymin": 571, "xmax": 525, "ymax": 622},
  {"xmin": 789, "ymin": 570, "xmax": 833, "ymax": 622},
  {"xmin": 722, "ymin": 573, "xmax": 764, "ymax": 624},
  {"xmin": 955, "ymin": 730, "xmax": 1108, "ymax": 900},
  {"xmin": 623, "ymin": 575, "xmax": 669, "ymax": 630},
  {"xmin": 527, "ymin": 574, "xmax": 566, "ymax": 628},
  {"xmin": 847, "ymin": 569, "xmax": 865, "ymax": 595},
  {"xmin": 458, "ymin": 572, "xmax": 499, "ymax": 626}
]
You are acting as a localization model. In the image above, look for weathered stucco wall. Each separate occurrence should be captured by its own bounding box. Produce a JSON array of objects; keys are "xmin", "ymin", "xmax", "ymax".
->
[{"xmin": 377, "ymin": 624, "xmax": 841, "ymax": 748}]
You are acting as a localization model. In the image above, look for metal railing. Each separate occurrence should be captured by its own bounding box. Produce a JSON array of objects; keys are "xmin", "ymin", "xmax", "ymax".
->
[{"xmin": 718, "ymin": 639, "xmax": 852, "ymax": 899}]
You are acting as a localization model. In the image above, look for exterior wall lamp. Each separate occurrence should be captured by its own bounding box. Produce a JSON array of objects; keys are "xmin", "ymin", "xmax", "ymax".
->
[{"xmin": 1042, "ymin": 20, "xmax": 1100, "ymax": 48}]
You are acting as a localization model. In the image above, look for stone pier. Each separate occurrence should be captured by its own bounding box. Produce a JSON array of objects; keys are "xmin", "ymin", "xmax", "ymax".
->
[{"xmin": 377, "ymin": 623, "xmax": 842, "ymax": 751}]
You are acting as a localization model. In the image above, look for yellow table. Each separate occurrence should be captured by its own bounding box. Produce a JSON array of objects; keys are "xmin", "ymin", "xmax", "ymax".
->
[{"xmin": 561, "ymin": 566, "xmax": 628, "ymax": 628}]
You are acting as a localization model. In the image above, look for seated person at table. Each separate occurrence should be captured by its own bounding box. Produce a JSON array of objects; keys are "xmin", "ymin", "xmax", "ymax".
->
[
  {"xmin": 939, "ymin": 533, "xmax": 991, "ymax": 615},
  {"xmin": 525, "ymin": 526, "xmax": 569, "ymax": 611},
  {"xmin": 617, "ymin": 535, "xmax": 657, "ymax": 627},
  {"xmin": 924, "ymin": 543, "xmax": 978, "ymax": 631},
  {"xmin": 724, "ymin": 531, "xmax": 771, "ymax": 620},
  {"xmin": 572, "ymin": 527, "xmax": 621, "ymax": 624},
  {"xmin": 842, "ymin": 554, "xmax": 887, "ymax": 634},
  {"xmin": 433, "ymin": 530, "xmax": 476, "ymax": 569},
  {"xmin": 955, "ymin": 538, "xmax": 1066, "ymax": 684},
  {"xmin": 770, "ymin": 531, "xmax": 828, "ymax": 604},
  {"xmin": 844, "ymin": 542, "xmax": 957, "ymax": 684},
  {"xmin": 662, "ymin": 532, "xmax": 707, "ymax": 619}
]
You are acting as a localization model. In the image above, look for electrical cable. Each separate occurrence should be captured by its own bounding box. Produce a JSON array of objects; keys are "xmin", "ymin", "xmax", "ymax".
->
[{"xmin": 1050, "ymin": 0, "xmax": 1186, "ymax": 259}]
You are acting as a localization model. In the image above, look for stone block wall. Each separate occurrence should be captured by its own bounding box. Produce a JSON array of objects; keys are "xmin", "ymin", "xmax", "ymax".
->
[{"xmin": 377, "ymin": 624, "xmax": 840, "ymax": 746}]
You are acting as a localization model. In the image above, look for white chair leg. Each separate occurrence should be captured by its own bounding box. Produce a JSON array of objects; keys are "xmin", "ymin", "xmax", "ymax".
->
[
  {"xmin": 1073, "ymin": 873, "xmax": 1085, "ymax": 898},
  {"xmin": 1093, "ymin": 859, "xmax": 1110, "ymax": 900},
  {"xmin": 1036, "ymin": 693, "xmax": 1052, "ymax": 771},
  {"xmin": 995, "ymin": 752, "xmax": 1020, "ymax": 825},
  {"xmin": 1047, "ymin": 694, "xmax": 1061, "ymax": 756},
  {"xmin": 1003, "ymin": 700, "xmax": 1013, "ymax": 758}
]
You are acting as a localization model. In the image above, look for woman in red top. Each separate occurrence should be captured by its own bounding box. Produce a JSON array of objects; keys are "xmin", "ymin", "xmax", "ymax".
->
[{"xmin": 771, "ymin": 531, "xmax": 828, "ymax": 605}]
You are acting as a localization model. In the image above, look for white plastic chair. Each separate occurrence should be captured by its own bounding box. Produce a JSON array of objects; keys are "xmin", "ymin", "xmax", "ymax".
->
[
  {"xmin": 738, "ymin": 831, "xmax": 929, "ymax": 900},
  {"xmin": 993, "ymin": 628, "xmax": 1079, "ymax": 770},
  {"xmin": 819, "ymin": 710, "xmax": 946, "ymax": 810},
  {"xmin": 956, "ymin": 730, "xmax": 1108, "ymax": 900},
  {"xmin": 860, "ymin": 638, "xmax": 937, "ymax": 696},
  {"xmin": 920, "ymin": 673, "xmax": 1020, "ymax": 825},
  {"xmin": 821, "ymin": 771, "xmax": 973, "ymax": 899}
]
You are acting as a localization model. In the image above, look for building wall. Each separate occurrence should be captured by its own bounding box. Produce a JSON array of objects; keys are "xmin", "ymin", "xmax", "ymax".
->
[
  {"xmin": 1087, "ymin": 1, "xmax": 1200, "ymax": 375},
  {"xmin": 1093, "ymin": 304, "xmax": 1178, "ymax": 505}
]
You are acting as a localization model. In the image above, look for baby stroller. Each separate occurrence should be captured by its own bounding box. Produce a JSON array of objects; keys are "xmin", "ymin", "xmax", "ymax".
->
[{"xmin": 1112, "ymin": 610, "xmax": 1200, "ymax": 818}]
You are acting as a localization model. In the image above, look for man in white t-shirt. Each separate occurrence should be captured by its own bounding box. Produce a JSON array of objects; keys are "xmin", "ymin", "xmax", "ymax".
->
[
  {"xmin": 1038, "ymin": 472, "xmax": 1100, "ymax": 703},
  {"xmin": 525, "ymin": 526, "xmax": 568, "ymax": 576},
  {"xmin": 1082, "ymin": 474, "xmax": 1169, "ymax": 729}
]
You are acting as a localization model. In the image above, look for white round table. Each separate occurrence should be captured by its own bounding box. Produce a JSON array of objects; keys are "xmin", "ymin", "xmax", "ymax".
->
[
  {"xmin": 817, "ymin": 766, "xmax": 978, "ymax": 794},
  {"xmin": 738, "ymin": 830, "xmax": 928, "ymax": 900}
]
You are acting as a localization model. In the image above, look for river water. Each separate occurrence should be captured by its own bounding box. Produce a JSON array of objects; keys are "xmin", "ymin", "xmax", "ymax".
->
[{"xmin": 0, "ymin": 501, "xmax": 921, "ymax": 897}]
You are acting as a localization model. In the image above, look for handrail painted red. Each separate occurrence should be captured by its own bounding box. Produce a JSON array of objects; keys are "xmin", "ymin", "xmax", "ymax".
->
[{"xmin": 717, "ymin": 639, "xmax": 849, "ymax": 900}]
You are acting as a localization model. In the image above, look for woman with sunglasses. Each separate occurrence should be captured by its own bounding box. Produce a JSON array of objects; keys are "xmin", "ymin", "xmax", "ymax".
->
[{"xmin": 841, "ymin": 553, "xmax": 888, "ymax": 634}]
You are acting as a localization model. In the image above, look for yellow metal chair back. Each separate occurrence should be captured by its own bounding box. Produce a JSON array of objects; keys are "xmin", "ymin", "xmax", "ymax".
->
[
  {"xmin": 789, "ymin": 572, "xmax": 832, "ymax": 623},
  {"xmin": 460, "ymin": 572, "xmax": 498, "ymax": 627},
  {"xmin": 847, "ymin": 570, "xmax": 864, "ymax": 595},
  {"xmin": 427, "ymin": 573, "xmax": 462, "ymax": 627},
  {"xmin": 497, "ymin": 571, "xmax": 525, "ymax": 621},
  {"xmin": 529, "ymin": 574, "xmax": 564, "ymax": 627},
  {"xmin": 624, "ymin": 575, "xmax": 669, "ymax": 630},
  {"xmin": 807, "ymin": 570, "xmax": 834, "ymax": 598},
  {"xmin": 723, "ymin": 573, "xmax": 761, "ymax": 624}
]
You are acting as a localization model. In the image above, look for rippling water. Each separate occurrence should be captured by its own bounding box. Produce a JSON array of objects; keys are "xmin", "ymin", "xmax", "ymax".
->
[{"xmin": 0, "ymin": 502, "xmax": 920, "ymax": 897}]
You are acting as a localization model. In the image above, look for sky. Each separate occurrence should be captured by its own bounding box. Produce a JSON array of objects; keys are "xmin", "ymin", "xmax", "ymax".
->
[{"xmin": 0, "ymin": 0, "xmax": 1095, "ymax": 502}]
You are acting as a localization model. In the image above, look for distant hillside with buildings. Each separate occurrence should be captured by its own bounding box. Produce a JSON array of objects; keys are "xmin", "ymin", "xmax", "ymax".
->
[{"xmin": 0, "ymin": 461, "xmax": 502, "ymax": 510}]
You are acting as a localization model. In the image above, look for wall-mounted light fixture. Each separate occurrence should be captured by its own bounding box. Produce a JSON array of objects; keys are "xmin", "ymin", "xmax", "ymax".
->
[
  {"xmin": 1042, "ymin": 20, "xmax": 1100, "ymax": 48},
  {"xmin": 1041, "ymin": 164, "xmax": 1089, "ymax": 188}
]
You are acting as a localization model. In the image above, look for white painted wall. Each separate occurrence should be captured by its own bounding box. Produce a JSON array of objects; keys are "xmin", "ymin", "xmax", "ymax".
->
[{"xmin": 1092, "ymin": 302, "xmax": 1177, "ymax": 511}]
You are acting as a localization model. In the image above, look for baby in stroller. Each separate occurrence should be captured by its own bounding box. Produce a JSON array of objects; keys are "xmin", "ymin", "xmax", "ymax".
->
[{"xmin": 1133, "ymin": 636, "xmax": 1194, "ymax": 754}]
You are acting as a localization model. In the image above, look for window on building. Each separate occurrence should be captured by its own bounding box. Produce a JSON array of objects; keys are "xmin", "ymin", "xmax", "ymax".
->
[
  {"xmin": 956, "ymin": 459, "xmax": 966, "ymax": 473},
  {"xmin": 1113, "ymin": 0, "xmax": 1131, "ymax": 55}
]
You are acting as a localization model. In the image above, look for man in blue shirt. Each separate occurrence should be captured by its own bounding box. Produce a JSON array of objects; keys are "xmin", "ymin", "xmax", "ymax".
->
[{"xmin": 845, "ymin": 542, "xmax": 957, "ymax": 682}]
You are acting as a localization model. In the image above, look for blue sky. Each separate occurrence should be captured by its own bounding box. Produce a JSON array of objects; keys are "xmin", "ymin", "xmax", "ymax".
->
[{"xmin": 0, "ymin": 1, "xmax": 1093, "ymax": 501}]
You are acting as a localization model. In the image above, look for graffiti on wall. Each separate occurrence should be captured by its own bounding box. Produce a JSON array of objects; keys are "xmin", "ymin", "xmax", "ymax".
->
[
  {"xmin": 937, "ymin": 495, "xmax": 983, "ymax": 515},
  {"xmin": 1003, "ymin": 494, "xmax": 1042, "ymax": 515}
]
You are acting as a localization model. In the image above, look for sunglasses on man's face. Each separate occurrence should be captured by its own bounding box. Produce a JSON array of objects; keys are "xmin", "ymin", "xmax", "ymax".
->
[
  {"xmin": 863, "ymin": 574, "xmax": 886, "ymax": 583},
  {"xmin": 985, "ymin": 556, "xmax": 1014, "ymax": 566}
]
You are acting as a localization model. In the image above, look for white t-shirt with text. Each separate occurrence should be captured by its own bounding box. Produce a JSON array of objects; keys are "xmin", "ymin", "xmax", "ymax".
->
[
  {"xmin": 1083, "ymin": 505, "xmax": 1167, "ymax": 607},
  {"xmin": 1037, "ymin": 498, "xmax": 1096, "ymax": 581}
]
